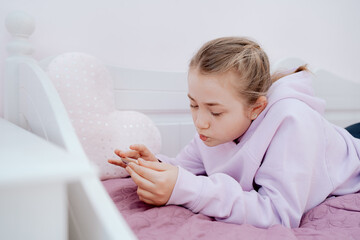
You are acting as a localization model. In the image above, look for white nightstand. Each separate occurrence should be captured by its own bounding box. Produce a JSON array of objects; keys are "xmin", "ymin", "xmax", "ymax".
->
[{"xmin": 0, "ymin": 118, "xmax": 95, "ymax": 240}]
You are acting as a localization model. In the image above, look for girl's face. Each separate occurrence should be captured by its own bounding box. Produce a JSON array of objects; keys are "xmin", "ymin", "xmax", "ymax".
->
[{"xmin": 187, "ymin": 69, "xmax": 253, "ymax": 147}]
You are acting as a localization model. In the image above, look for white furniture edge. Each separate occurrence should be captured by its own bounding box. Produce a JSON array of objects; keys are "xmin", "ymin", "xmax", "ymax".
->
[{"xmin": 3, "ymin": 11, "xmax": 137, "ymax": 240}]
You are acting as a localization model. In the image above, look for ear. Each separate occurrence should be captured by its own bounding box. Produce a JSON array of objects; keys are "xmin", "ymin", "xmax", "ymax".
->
[{"xmin": 249, "ymin": 96, "xmax": 267, "ymax": 120}]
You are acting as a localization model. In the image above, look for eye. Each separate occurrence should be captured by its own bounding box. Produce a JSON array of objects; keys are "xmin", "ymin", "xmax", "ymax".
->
[{"xmin": 190, "ymin": 104, "xmax": 198, "ymax": 109}]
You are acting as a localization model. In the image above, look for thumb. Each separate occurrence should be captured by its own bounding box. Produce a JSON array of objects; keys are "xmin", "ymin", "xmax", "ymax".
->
[{"xmin": 138, "ymin": 158, "xmax": 168, "ymax": 171}]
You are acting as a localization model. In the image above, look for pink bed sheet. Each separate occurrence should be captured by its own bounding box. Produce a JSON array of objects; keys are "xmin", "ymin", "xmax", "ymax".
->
[{"xmin": 103, "ymin": 178, "xmax": 360, "ymax": 240}]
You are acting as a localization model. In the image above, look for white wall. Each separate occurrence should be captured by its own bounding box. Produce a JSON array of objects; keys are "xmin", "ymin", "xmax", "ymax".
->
[{"xmin": 1, "ymin": 0, "xmax": 360, "ymax": 117}]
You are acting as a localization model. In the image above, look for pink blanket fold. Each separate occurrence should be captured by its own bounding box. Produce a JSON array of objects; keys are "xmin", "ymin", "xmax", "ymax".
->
[{"xmin": 103, "ymin": 178, "xmax": 360, "ymax": 240}]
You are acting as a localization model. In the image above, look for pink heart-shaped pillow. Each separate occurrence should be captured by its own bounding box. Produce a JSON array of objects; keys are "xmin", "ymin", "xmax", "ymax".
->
[{"xmin": 47, "ymin": 52, "xmax": 161, "ymax": 179}]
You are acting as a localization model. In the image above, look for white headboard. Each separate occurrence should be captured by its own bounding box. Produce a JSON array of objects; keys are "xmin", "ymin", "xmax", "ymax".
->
[
  {"xmin": 4, "ymin": 12, "xmax": 86, "ymax": 160},
  {"xmin": 273, "ymin": 57, "xmax": 360, "ymax": 128},
  {"xmin": 108, "ymin": 65, "xmax": 195, "ymax": 156}
]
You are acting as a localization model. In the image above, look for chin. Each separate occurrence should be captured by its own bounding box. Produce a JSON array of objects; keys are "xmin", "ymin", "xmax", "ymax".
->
[{"xmin": 203, "ymin": 140, "xmax": 222, "ymax": 147}]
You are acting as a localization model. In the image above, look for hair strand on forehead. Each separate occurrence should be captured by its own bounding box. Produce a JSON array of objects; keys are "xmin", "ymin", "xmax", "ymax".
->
[{"xmin": 190, "ymin": 37, "xmax": 309, "ymax": 106}]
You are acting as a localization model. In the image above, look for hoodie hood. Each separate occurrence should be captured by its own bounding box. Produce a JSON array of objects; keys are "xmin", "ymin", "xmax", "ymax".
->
[{"xmin": 265, "ymin": 71, "xmax": 326, "ymax": 116}]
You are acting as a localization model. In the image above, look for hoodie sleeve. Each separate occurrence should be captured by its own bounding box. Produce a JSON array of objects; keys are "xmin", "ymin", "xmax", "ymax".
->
[
  {"xmin": 167, "ymin": 167, "xmax": 282, "ymax": 227},
  {"xmin": 167, "ymin": 100, "xmax": 332, "ymax": 228},
  {"xmin": 156, "ymin": 136, "xmax": 206, "ymax": 176}
]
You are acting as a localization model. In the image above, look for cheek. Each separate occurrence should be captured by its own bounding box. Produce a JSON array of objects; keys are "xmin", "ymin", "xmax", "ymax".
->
[
  {"xmin": 236, "ymin": 118, "xmax": 252, "ymax": 135},
  {"xmin": 219, "ymin": 114, "xmax": 251, "ymax": 136}
]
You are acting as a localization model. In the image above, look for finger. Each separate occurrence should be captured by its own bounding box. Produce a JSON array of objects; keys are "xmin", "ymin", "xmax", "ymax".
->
[
  {"xmin": 114, "ymin": 149, "xmax": 141, "ymax": 159},
  {"xmin": 138, "ymin": 158, "xmax": 168, "ymax": 171},
  {"xmin": 136, "ymin": 187, "xmax": 155, "ymax": 202},
  {"xmin": 129, "ymin": 144, "xmax": 158, "ymax": 162},
  {"xmin": 138, "ymin": 194, "xmax": 155, "ymax": 205},
  {"xmin": 126, "ymin": 165, "xmax": 155, "ymax": 190},
  {"xmin": 127, "ymin": 162, "xmax": 159, "ymax": 184},
  {"xmin": 136, "ymin": 189, "xmax": 163, "ymax": 206},
  {"xmin": 108, "ymin": 159, "xmax": 126, "ymax": 168}
]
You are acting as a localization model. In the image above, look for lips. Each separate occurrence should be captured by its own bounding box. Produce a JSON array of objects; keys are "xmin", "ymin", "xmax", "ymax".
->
[{"xmin": 199, "ymin": 134, "xmax": 208, "ymax": 141}]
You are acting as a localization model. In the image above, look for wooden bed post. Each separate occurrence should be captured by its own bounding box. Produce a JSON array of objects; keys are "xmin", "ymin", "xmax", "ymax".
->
[{"xmin": 4, "ymin": 11, "xmax": 36, "ymax": 125}]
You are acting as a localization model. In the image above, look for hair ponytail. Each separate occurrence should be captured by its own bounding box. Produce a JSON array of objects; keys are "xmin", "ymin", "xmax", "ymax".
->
[{"xmin": 271, "ymin": 64, "xmax": 309, "ymax": 83}]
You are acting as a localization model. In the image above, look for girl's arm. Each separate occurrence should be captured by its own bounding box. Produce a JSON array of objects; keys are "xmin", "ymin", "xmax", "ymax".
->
[
  {"xmin": 167, "ymin": 103, "xmax": 331, "ymax": 228},
  {"xmin": 156, "ymin": 136, "xmax": 206, "ymax": 176}
]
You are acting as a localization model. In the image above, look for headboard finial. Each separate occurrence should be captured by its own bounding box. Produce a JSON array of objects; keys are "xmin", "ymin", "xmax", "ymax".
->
[{"xmin": 5, "ymin": 11, "xmax": 35, "ymax": 56}]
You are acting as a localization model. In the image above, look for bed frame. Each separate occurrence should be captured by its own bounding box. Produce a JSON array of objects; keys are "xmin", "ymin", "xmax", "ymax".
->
[
  {"xmin": 2, "ymin": 11, "xmax": 136, "ymax": 240},
  {"xmin": 1, "ymin": 11, "xmax": 360, "ymax": 240}
]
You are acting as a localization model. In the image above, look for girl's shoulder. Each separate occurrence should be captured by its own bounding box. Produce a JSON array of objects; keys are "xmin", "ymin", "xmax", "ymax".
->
[{"xmin": 264, "ymin": 98, "xmax": 324, "ymax": 129}]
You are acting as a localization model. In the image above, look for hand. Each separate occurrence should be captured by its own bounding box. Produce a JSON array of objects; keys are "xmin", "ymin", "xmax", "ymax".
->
[
  {"xmin": 108, "ymin": 144, "xmax": 158, "ymax": 168},
  {"xmin": 126, "ymin": 159, "xmax": 178, "ymax": 206}
]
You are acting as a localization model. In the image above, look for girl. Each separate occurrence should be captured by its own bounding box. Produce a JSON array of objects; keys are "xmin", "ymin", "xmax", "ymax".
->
[{"xmin": 108, "ymin": 37, "xmax": 360, "ymax": 228}]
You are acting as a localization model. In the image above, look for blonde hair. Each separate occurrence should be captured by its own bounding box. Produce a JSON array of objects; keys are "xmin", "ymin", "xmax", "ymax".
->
[{"xmin": 189, "ymin": 37, "xmax": 307, "ymax": 106}]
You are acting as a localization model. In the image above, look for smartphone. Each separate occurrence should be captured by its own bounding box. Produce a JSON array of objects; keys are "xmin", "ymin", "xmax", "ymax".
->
[{"xmin": 121, "ymin": 157, "xmax": 139, "ymax": 165}]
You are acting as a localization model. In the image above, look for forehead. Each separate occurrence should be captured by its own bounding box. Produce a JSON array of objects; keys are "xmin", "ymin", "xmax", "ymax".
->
[{"xmin": 187, "ymin": 69, "xmax": 243, "ymax": 104}]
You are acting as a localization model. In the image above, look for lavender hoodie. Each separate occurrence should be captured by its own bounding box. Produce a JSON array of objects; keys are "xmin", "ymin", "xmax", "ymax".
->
[{"xmin": 158, "ymin": 71, "xmax": 360, "ymax": 228}]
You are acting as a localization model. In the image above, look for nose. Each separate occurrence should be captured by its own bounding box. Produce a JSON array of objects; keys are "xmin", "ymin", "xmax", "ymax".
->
[{"xmin": 194, "ymin": 111, "xmax": 210, "ymax": 129}]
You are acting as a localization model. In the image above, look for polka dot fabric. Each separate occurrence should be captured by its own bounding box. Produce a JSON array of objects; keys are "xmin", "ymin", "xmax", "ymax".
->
[{"xmin": 47, "ymin": 52, "xmax": 162, "ymax": 180}]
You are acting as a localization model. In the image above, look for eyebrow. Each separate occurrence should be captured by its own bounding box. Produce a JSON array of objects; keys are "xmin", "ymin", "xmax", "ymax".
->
[{"xmin": 187, "ymin": 94, "xmax": 222, "ymax": 106}]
